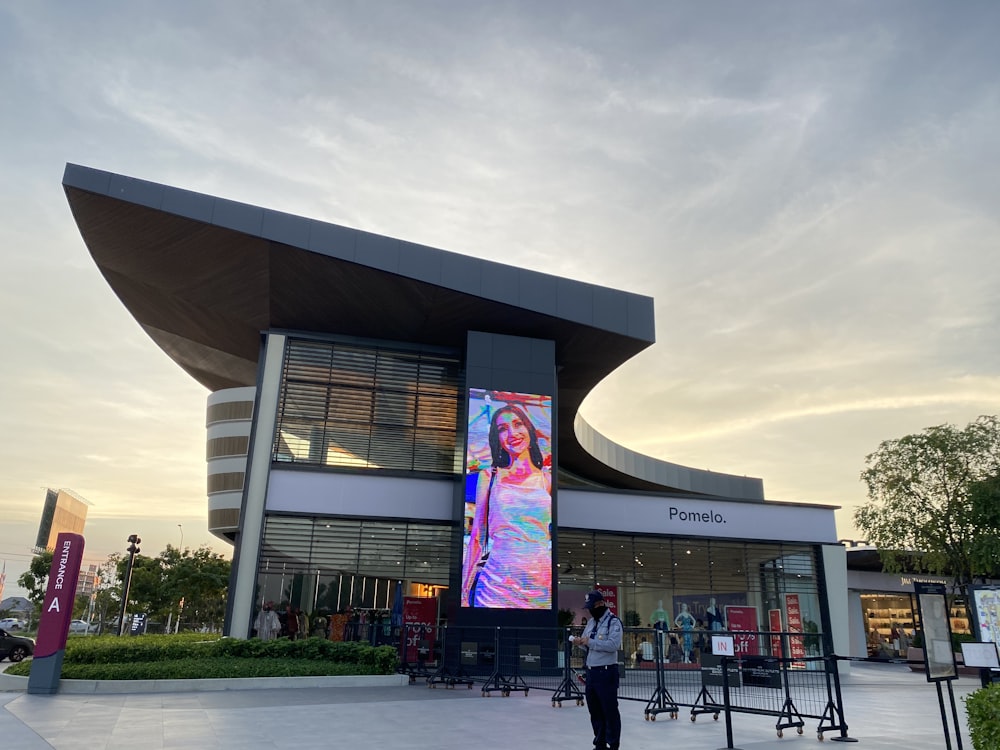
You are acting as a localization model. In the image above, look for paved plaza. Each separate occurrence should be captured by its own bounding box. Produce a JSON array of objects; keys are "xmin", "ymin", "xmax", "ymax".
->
[{"xmin": 0, "ymin": 661, "xmax": 980, "ymax": 749}]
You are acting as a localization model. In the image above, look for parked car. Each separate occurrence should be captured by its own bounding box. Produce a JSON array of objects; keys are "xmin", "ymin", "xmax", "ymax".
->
[
  {"xmin": 0, "ymin": 629, "xmax": 34, "ymax": 662},
  {"xmin": 0, "ymin": 617, "xmax": 26, "ymax": 631},
  {"xmin": 69, "ymin": 619, "xmax": 97, "ymax": 634}
]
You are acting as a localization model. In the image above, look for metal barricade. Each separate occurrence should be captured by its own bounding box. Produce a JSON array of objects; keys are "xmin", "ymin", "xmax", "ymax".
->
[{"xmin": 394, "ymin": 623, "xmax": 852, "ymax": 743}]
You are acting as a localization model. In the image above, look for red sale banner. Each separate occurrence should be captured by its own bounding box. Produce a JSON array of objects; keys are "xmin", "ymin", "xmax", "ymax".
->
[
  {"xmin": 596, "ymin": 585, "xmax": 618, "ymax": 616},
  {"xmin": 768, "ymin": 608, "xmax": 783, "ymax": 658},
  {"xmin": 784, "ymin": 594, "xmax": 806, "ymax": 667},
  {"xmin": 726, "ymin": 605, "xmax": 759, "ymax": 656},
  {"xmin": 402, "ymin": 596, "xmax": 437, "ymax": 663}
]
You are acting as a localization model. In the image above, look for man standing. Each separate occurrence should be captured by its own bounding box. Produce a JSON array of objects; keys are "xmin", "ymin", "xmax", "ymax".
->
[{"xmin": 574, "ymin": 590, "xmax": 623, "ymax": 750}]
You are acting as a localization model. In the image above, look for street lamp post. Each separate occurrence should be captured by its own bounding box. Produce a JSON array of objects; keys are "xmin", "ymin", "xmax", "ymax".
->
[
  {"xmin": 178, "ymin": 524, "xmax": 184, "ymax": 551},
  {"xmin": 117, "ymin": 534, "xmax": 141, "ymax": 636}
]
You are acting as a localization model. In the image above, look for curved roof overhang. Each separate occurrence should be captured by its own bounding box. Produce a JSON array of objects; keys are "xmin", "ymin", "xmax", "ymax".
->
[{"xmin": 62, "ymin": 163, "xmax": 763, "ymax": 498}]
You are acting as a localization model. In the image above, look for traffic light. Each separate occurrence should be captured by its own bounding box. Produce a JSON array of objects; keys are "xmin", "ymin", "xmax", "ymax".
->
[{"xmin": 127, "ymin": 535, "xmax": 141, "ymax": 554}]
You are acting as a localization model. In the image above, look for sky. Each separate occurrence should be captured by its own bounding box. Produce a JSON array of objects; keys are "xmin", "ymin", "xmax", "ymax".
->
[{"xmin": 2, "ymin": 1, "xmax": 999, "ymax": 600}]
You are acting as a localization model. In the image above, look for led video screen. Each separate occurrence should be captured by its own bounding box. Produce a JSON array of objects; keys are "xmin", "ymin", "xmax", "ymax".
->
[{"xmin": 461, "ymin": 389, "xmax": 552, "ymax": 609}]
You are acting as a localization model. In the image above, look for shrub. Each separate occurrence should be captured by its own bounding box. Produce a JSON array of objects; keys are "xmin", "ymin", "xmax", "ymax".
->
[
  {"xmin": 965, "ymin": 683, "xmax": 1000, "ymax": 750},
  {"xmin": 5, "ymin": 633, "xmax": 399, "ymax": 679}
]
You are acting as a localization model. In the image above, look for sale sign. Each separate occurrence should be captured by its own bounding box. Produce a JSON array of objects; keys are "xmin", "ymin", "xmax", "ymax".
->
[
  {"xmin": 768, "ymin": 608, "xmax": 783, "ymax": 658},
  {"xmin": 596, "ymin": 585, "xmax": 619, "ymax": 616},
  {"xmin": 726, "ymin": 605, "xmax": 760, "ymax": 656},
  {"xmin": 402, "ymin": 596, "xmax": 437, "ymax": 664},
  {"xmin": 784, "ymin": 594, "xmax": 806, "ymax": 667}
]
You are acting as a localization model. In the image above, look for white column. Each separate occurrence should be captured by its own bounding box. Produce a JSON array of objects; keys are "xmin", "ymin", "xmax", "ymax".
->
[
  {"xmin": 821, "ymin": 543, "xmax": 851, "ymax": 675},
  {"xmin": 228, "ymin": 333, "xmax": 286, "ymax": 638}
]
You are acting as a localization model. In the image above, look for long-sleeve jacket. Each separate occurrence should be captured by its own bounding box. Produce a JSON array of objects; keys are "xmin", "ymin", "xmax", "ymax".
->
[{"xmin": 580, "ymin": 610, "xmax": 623, "ymax": 667}]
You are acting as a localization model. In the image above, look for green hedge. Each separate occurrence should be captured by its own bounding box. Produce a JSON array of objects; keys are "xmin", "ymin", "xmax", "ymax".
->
[
  {"xmin": 5, "ymin": 635, "xmax": 398, "ymax": 680},
  {"xmin": 965, "ymin": 683, "xmax": 1000, "ymax": 750}
]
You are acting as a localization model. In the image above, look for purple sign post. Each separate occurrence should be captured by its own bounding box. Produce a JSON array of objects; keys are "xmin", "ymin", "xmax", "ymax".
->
[{"xmin": 27, "ymin": 532, "xmax": 85, "ymax": 694}]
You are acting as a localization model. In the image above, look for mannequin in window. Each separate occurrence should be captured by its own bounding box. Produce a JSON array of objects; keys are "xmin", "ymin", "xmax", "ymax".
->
[
  {"xmin": 651, "ymin": 600, "xmax": 669, "ymax": 659},
  {"xmin": 254, "ymin": 602, "xmax": 280, "ymax": 641},
  {"xmin": 674, "ymin": 603, "xmax": 696, "ymax": 663},
  {"xmin": 706, "ymin": 597, "xmax": 724, "ymax": 631},
  {"xmin": 651, "ymin": 600, "xmax": 668, "ymax": 627}
]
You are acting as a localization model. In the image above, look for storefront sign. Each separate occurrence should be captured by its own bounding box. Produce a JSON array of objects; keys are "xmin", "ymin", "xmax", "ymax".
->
[
  {"xmin": 769, "ymin": 609, "xmax": 783, "ymax": 658},
  {"xmin": 914, "ymin": 582, "xmax": 957, "ymax": 682},
  {"xmin": 519, "ymin": 644, "xmax": 541, "ymax": 672},
  {"xmin": 726, "ymin": 605, "xmax": 759, "ymax": 656},
  {"xmin": 741, "ymin": 655, "xmax": 782, "ymax": 688},
  {"xmin": 558, "ymin": 491, "xmax": 837, "ymax": 543},
  {"xmin": 784, "ymin": 594, "xmax": 806, "ymax": 667},
  {"xmin": 129, "ymin": 613, "xmax": 148, "ymax": 636},
  {"xmin": 700, "ymin": 653, "xmax": 742, "ymax": 688},
  {"xmin": 402, "ymin": 596, "xmax": 437, "ymax": 664},
  {"xmin": 597, "ymin": 585, "xmax": 618, "ymax": 615},
  {"xmin": 969, "ymin": 586, "xmax": 1000, "ymax": 647}
]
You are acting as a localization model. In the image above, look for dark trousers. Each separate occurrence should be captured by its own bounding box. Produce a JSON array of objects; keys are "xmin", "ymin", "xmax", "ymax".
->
[{"xmin": 585, "ymin": 665, "xmax": 620, "ymax": 749}]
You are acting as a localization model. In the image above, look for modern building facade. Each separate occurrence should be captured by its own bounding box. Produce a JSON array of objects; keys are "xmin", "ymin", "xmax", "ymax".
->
[
  {"xmin": 34, "ymin": 488, "xmax": 89, "ymax": 553},
  {"xmin": 63, "ymin": 163, "xmax": 848, "ymax": 654}
]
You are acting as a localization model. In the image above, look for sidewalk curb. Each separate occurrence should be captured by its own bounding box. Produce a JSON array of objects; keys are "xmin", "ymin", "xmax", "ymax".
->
[{"xmin": 0, "ymin": 671, "xmax": 408, "ymax": 694}]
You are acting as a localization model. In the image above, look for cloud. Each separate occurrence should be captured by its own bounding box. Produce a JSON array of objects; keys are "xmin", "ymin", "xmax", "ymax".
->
[{"xmin": 1, "ymin": 0, "xmax": 999, "ymax": 551}]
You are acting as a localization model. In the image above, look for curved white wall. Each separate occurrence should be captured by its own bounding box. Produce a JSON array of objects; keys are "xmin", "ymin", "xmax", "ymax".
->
[
  {"xmin": 574, "ymin": 413, "xmax": 765, "ymax": 500},
  {"xmin": 206, "ymin": 386, "xmax": 256, "ymax": 539}
]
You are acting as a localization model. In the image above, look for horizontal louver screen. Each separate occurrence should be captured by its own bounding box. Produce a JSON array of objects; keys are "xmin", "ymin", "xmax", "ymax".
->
[
  {"xmin": 259, "ymin": 516, "xmax": 453, "ymax": 585},
  {"xmin": 273, "ymin": 338, "xmax": 461, "ymax": 473}
]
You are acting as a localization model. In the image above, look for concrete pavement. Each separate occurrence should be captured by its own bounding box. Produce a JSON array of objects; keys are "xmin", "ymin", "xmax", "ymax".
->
[{"xmin": 0, "ymin": 661, "xmax": 981, "ymax": 749}]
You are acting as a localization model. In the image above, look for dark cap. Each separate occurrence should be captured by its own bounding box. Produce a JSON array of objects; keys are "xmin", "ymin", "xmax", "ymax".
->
[{"xmin": 584, "ymin": 590, "xmax": 605, "ymax": 609}]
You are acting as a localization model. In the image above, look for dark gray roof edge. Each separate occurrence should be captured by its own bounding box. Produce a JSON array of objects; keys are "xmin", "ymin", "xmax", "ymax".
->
[
  {"xmin": 62, "ymin": 163, "xmax": 655, "ymax": 343},
  {"xmin": 574, "ymin": 413, "xmax": 767, "ymax": 501}
]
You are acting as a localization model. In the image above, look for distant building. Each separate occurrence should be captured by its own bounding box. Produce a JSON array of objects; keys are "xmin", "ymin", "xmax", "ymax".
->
[
  {"xmin": 76, "ymin": 563, "xmax": 101, "ymax": 598},
  {"xmin": 34, "ymin": 488, "xmax": 90, "ymax": 553},
  {"xmin": 0, "ymin": 596, "xmax": 33, "ymax": 616}
]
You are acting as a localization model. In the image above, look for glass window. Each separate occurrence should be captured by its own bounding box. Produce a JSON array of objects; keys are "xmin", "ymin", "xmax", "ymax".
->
[
  {"xmin": 257, "ymin": 515, "xmax": 453, "ymax": 615},
  {"xmin": 557, "ymin": 530, "xmax": 821, "ymax": 638},
  {"xmin": 272, "ymin": 337, "xmax": 462, "ymax": 473}
]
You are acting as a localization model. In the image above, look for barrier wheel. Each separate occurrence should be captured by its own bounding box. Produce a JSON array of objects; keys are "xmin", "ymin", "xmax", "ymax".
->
[
  {"xmin": 502, "ymin": 689, "xmax": 510, "ymax": 697},
  {"xmin": 576, "ymin": 699, "xmax": 584, "ymax": 706},
  {"xmin": 671, "ymin": 712, "xmax": 678, "ymax": 720},
  {"xmin": 468, "ymin": 683, "xmax": 473, "ymax": 690},
  {"xmin": 818, "ymin": 733, "xmax": 824, "ymax": 741},
  {"xmin": 713, "ymin": 713, "xmax": 719, "ymax": 721},
  {"xmin": 797, "ymin": 727, "xmax": 804, "ymax": 735},
  {"xmin": 777, "ymin": 730, "xmax": 783, "ymax": 738},
  {"xmin": 644, "ymin": 713, "xmax": 649, "ymax": 722},
  {"xmin": 523, "ymin": 689, "xmax": 529, "ymax": 696},
  {"xmin": 690, "ymin": 715, "xmax": 696, "ymax": 723},
  {"xmin": 650, "ymin": 714, "xmax": 656, "ymax": 722},
  {"xmin": 482, "ymin": 691, "xmax": 488, "ymax": 697}
]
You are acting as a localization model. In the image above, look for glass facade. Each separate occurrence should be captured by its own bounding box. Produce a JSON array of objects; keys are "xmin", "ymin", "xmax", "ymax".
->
[
  {"xmin": 256, "ymin": 513, "xmax": 822, "ymax": 645},
  {"xmin": 257, "ymin": 515, "xmax": 452, "ymax": 613},
  {"xmin": 272, "ymin": 338, "xmax": 462, "ymax": 474},
  {"xmin": 251, "ymin": 333, "xmax": 827, "ymax": 650}
]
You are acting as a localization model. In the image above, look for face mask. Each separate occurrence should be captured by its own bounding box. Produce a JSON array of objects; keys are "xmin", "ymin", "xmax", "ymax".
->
[{"xmin": 589, "ymin": 605, "xmax": 608, "ymax": 620}]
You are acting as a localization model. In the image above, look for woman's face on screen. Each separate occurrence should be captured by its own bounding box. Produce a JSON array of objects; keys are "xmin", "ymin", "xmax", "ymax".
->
[{"xmin": 496, "ymin": 411, "xmax": 531, "ymax": 457}]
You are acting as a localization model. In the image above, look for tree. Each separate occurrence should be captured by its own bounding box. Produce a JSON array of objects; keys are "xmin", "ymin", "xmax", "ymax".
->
[
  {"xmin": 17, "ymin": 551, "xmax": 54, "ymax": 610},
  {"xmin": 118, "ymin": 553, "xmax": 170, "ymax": 620},
  {"xmin": 967, "ymin": 474, "xmax": 1000, "ymax": 577},
  {"xmin": 855, "ymin": 415, "xmax": 1000, "ymax": 588},
  {"xmin": 159, "ymin": 545, "xmax": 230, "ymax": 632}
]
